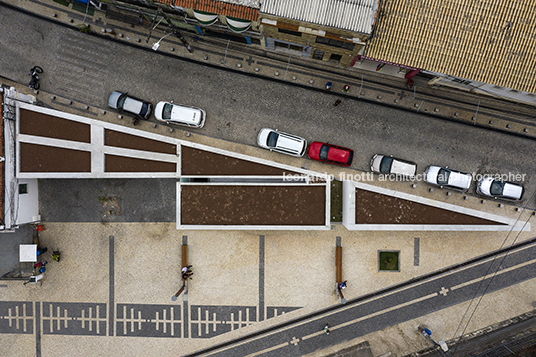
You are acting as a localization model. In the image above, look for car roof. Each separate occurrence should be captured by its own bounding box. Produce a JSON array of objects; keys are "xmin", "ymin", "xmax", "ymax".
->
[
  {"xmin": 276, "ymin": 132, "xmax": 306, "ymax": 153},
  {"xmin": 503, "ymin": 182, "xmax": 524, "ymax": 198},
  {"xmin": 447, "ymin": 170, "xmax": 472, "ymax": 188},
  {"xmin": 326, "ymin": 145, "xmax": 351, "ymax": 163},
  {"xmin": 170, "ymin": 104, "xmax": 202, "ymax": 125},
  {"xmin": 390, "ymin": 158, "xmax": 416, "ymax": 175}
]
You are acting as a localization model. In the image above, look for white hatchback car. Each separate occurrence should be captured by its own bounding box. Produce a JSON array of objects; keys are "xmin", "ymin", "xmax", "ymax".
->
[
  {"xmin": 476, "ymin": 177, "xmax": 525, "ymax": 201},
  {"xmin": 370, "ymin": 154, "xmax": 417, "ymax": 178},
  {"xmin": 424, "ymin": 165, "xmax": 472, "ymax": 192},
  {"xmin": 154, "ymin": 101, "xmax": 206, "ymax": 128},
  {"xmin": 257, "ymin": 128, "xmax": 307, "ymax": 157}
]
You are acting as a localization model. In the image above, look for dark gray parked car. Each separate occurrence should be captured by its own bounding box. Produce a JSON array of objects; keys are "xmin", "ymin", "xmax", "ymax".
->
[{"xmin": 108, "ymin": 91, "xmax": 152, "ymax": 119}]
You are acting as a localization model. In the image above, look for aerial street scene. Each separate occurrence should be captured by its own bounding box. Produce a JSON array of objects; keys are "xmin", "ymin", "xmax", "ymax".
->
[{"xmin": 2, "ymin": 0, "xmax": 536, "ymax": 356}]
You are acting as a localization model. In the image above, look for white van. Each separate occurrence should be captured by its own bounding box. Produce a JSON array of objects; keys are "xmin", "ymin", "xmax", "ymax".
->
[{"xmin": 154, "ymin": 101, "xmax": 206, "ymax": 128}]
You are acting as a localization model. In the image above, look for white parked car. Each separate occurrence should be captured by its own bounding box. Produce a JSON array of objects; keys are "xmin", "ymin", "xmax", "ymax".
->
[
  {"xmin": 476, "ymin": 177, "xmax": 525, "ymax": 201},
  {"xmin": 370, "ymin": 154, "xmax": 417, "ymax": 178},
  {"xmin": 424, "ymin": 165, "xmax": 472, "ymax": 192},
  {"xmin": 108, "ymin": 91, "xmax": 152, "ymax": 119},
  {"xmin": 257, "ymin": 128, "xmax": 307, "ymax": 157},
  {"xmin": 154, "ymin": 101, "xmax": 206, "ymax": 128}
]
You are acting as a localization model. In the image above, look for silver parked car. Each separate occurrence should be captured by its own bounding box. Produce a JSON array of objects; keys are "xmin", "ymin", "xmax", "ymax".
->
[
  {"xmin": 476, "ymin": 177, "xmax": 525, "ymax": 201},
  {"xmin": 108, "ymin": 91, "xmax": 152, "ymax": 119},
  {"xmin": 257, "ymin": 128, "xmax": 307, "ymax": 157},
  {"xmin": 154, "ymin": 101, "xmax": 206, "ymax": 128},
  {"xmin": 370, "ymin": 154, "xmax": 417, "ymax": 178},
  {"xmin": 424, "ymin": 165, "xmax": 472, "ymax": 192}
]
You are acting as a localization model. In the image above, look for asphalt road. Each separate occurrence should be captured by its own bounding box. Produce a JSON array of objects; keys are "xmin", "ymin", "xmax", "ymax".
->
[{"xmin": 1, "ymin": 5, "xmax": 535, "ymax": 209}]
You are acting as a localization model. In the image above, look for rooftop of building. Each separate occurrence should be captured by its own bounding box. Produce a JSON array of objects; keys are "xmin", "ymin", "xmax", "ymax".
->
[{"xmin": 365, "ymin": 0, "xmax": 536, "ymax": 93}]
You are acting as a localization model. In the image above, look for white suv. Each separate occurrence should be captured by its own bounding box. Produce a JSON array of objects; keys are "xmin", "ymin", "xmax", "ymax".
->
[
  {"xmin": 154, "ymin": 101, "xmax": 206, "ymax": 128},
  {"xmin": 257, "ymin": 128, "xmax": 307, "ymax": 157},
  {"xmin": 424, "ymin": 165, "xmax": 472, "ymax": 192}
]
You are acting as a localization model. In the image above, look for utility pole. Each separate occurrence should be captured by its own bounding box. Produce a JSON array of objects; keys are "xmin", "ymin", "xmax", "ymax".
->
[{"xmin": 158, "ymin": 10, "xmax": 192, "ymax": 53}]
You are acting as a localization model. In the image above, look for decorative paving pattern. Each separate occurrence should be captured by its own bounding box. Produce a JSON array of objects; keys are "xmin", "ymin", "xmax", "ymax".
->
[
  {"xmin": 0, "ymin": 301, "xmax": 301, "ymax": 338},
  {"xmin": 190, "ymin": 305, "xmax": 257, "ymax": 338},
  {"xmin": 0, "ymin": 301, "xmax": 33, "ymax": 334},
  {"xmin": 266, "ymin": 306, "xmax": 301, "ymax": 319},
  {"xmin": 41, "ymin": 302, "xmax": 106, "ymax": 335},
  {"xmin": 116, "ymin": 303, "xmax": 181, "ymax": 337}
]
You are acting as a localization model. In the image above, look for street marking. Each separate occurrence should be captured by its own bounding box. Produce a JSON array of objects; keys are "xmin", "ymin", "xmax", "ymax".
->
[
  {"xmin": 450, "ymin": 257, "xmax": 536, "ymax": 292},
  {"xmin": 439, "ymin": 287, "xmax": 449, "ymax": 296},
  {"xmin": 243, "ymin": 342, "xmax": 289, "ymax": 357},
  {"xmin": 302, "ymin": 292, "xmax": 439, "ymax": 340}
]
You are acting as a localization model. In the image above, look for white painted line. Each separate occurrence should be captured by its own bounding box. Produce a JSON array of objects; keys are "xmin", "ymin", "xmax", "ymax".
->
[
  {"xmin": 302, "ymin": 292, "xmax": 439, "ymax": 340},
  {"xmin": 242, "ymin": 342, "xmax": 289, "ymax": 357},
  {"xmin": 450, "ymin": 257, "xmax": 536, "ymax": 292}
]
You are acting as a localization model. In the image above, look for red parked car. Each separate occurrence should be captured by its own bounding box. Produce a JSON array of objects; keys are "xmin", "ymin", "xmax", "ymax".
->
[{"xmin": 307, "ymin": 142, "xmax": 354, "ymax": 167}]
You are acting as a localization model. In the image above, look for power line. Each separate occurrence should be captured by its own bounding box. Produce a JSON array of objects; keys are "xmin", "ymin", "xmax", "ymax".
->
[{"xmin": 448, "ymin": 193, "xmax": 536, "ymax": 355}]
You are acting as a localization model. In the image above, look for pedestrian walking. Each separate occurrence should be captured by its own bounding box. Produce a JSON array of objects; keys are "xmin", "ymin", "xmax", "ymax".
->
[
  {"xmin": 323, "ymin": 322, "xmax": 330, "ymax": 335},
  {"xmin": 339, "ymin": 281, "xmax": 347, "ymax": 290},
  {"xmin": 341, "ymin": 85, "xmax": 350, "ymax": 93},
  {"xmin": 324, "ymin": 81, "xmax": 333, "ymax": 91},
  {"xmin": 333, "ymin": 99, "xmax": 341, "ymax": 106}
]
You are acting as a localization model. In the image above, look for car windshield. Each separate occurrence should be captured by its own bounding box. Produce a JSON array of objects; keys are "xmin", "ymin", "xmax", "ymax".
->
[
  {"xmin": 437, "ymin": 168, "xmax": 451, "ymax": 185},
  {"xmin": 490, "ymin": 180, "xmax": 505, "ymax": 196},
  {"xmin": 267, "ymin": 131, "xmax": 279, "ymax": 148},
  {"xmin": 117, "ymin": 94, "xmax": 126, "ymax": 110},
  {"xmin": 319, "ymin": 145, "xmax": 330, "ymax": 160},
  {"xmin": 380, "ymin": 157, "xmax": 393, "ymax": 173},
  {"xmin": 162, "ymin": 103, "xmax": 173, "ymax": 120}
]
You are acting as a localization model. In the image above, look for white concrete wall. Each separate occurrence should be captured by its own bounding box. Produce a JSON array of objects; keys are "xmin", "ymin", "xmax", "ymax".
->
[{"xmin": 15, "ymin": 179, "xmax": 39, "ymax": 226}]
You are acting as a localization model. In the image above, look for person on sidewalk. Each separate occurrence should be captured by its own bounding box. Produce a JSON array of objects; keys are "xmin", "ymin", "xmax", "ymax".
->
[
  {"xmin": 324, "ymin": 81, "xmax": 333, "ymax": 91},
  {"xmin": 339, "ymin": 281, "xmax": 347, "ymax": 290},
  {"xmin": 33, "ymin": 261, "xmax": 47, "ymax": 269},
  {"xmin": 341, "ymin": 85, "xmax": 350, "ymax": 93}
]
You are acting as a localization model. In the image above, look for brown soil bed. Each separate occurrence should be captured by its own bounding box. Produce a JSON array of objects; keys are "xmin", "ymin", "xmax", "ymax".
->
[
  {"xmin": 181, "ymin": 185, "xmax": 326, "ymax": 225},
  {"xmin": 181, "ymin": 146, "xmax": 300, "ymax": 176},
  {"xmin": 105, "ymin": 129, "xmax": 176, "ymax": 155},
  {"xmin": 355, "ymin": 189, "xmax": 505, "ymax": 225},
  {"xmin": 105, "ymin": 155, "xmax": 176, "ymax": 172},
  {"xmin": 20, "ymin": 108, "xmax": 90, "ymax": 143},
  {"xmin": 20, "ymin": 143, "xmax": 91, "ymax": 172}
]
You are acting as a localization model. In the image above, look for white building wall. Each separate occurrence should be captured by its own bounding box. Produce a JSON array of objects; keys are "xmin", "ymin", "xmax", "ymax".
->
[{"xmin": 15, "ymin": 179, "xmax": 40, "ymax": 226}]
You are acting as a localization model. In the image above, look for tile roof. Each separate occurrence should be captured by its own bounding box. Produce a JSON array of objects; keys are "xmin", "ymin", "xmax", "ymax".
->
[
  {"xmin": 260, "ymin": 0, "xmax": 380, "ymax": 35},
  {"xmin": 365, "ymin": 0, "xmax": 536, "ymax": 93},
  {"xmin": 160, "ymin": 0, "xmax": 259, "ymax": 21}
]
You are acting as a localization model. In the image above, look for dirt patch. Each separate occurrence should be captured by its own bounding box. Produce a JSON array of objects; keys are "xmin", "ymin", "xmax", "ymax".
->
[
  {"xmin": 355, "ymin": 189, "xmax": 505, "ymax": 225},
  {"xmin": 20, "ymin": 143, "xmax": 91, "ymax": 172},
  {"xmin": 181, "ymin": 146, "xmax": 299, "ymax": 176},
  {"xmin": 105, "ymin": 129, "xmax": 176, "ymax": 155},
  {"xmin": 20, "ymin": 108, "xmax": 90, "ymax": 143},
  {"xmin": 181, "ymin": 185, "xmax": 326, "ymax": 225}
]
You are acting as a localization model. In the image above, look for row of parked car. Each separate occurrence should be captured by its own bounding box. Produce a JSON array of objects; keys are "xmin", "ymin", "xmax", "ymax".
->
[
  {"xmin": 256, "ymin": 129, "xmax": 525, "ymax": 201},
  {"xmin": 107, "ymin": 91, "xmax": 206, "ymax": 128}
]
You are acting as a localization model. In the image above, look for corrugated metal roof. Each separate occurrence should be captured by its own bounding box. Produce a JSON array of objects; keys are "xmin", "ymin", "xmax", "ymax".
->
[
  {"xmin": 260, "ymin": 0, "xmax": 380, "ymax": 34},
  {"xmin": 158, "ymin": 0, "xmax": 259, "ymax": 21},
  {"xmin": 365, "ymin": 0, "xmax": 536, "ymax": 93}
]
